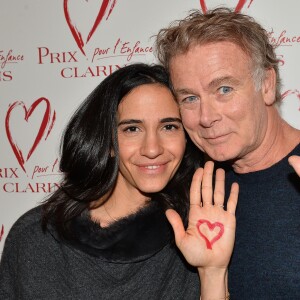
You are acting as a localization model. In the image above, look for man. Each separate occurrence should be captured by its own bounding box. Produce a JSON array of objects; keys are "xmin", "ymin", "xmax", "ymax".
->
[{"xmin": 155, "ymin": 7, "xmax": 300, "ymax": 299}]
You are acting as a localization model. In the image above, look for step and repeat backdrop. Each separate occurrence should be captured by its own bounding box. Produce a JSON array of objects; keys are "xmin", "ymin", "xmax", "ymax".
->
[{"xmin": 0, "ymin": 0, "xmax": 299, "ymax": 253}]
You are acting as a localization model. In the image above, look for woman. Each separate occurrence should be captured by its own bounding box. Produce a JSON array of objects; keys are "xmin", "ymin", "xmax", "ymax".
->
[{"xmin": 0, "ymin": 64, "xmax": 238, "ymax": 299}]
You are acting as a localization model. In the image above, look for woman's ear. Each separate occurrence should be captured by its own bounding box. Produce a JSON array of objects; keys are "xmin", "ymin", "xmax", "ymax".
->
[
  {"xmin": 110, "ymin": 148, "xmax": 115, "ymax": 158},
  {"xmin": 262, "ymin": 68, "xmax": 276, "ymax": 106}
]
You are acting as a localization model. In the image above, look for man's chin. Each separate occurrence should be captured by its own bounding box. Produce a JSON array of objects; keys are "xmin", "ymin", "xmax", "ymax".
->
[{"xmin": 204, "ymin": 149, "xmax": 235, "ymax": 162}]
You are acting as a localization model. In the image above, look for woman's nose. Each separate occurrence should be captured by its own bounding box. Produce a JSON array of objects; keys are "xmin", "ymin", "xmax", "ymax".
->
[{"xmin": 140, "ymin": 133, "xmax": 164, "ymax": 158}]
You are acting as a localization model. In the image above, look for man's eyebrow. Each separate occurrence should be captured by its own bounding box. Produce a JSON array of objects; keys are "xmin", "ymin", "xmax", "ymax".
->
[
  {"xmin": 118, "ymin": 119, "xmax": 142, "ymax": 126},
  {"xmin": 173, "ymin": 88, "xmax": 195, "ymax": 96},
  {"xmin": 208, "ymin": 76, "xmax": 240, "ymax": 89},
  {"xmin": 174, "ymin": 76, "xmax": 241, "ymax": 96}
]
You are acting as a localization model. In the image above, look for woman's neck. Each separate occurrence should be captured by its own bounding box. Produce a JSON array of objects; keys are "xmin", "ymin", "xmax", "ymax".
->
[{"xmin": 90, "ymin": 175, "xmax": 150, "ymax": 227}]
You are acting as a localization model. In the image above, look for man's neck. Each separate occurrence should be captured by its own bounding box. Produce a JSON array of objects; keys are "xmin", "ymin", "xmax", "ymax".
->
[{"xmin": 232, "ymin": 108, "xmax": 300, "ymax": 174}]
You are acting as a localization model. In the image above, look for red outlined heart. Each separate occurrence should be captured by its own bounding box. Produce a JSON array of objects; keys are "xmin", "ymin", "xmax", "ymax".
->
[
  {"xmin": 197, "ymin": 219, "xmax": 224, "ymax": 250},
  {"xmin": 281, "ymin": 89, "xmax": 300, "ymax": 111},
  {"xmin": 200, "ymin": 0, "xmax": 254, "ymax": 13},
  {"xmin": 5, "ymin": 98, "xmax": 56, "ymax": 173},
  {"xmin": 64, "ymin": 0, "xmax": 117, "ymax": 55}
]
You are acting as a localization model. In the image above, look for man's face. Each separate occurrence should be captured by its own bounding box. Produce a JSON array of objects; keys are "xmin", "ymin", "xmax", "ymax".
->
[{"xmin": 169, "ymin": 41, "xmax": 273, "ymax": 163}]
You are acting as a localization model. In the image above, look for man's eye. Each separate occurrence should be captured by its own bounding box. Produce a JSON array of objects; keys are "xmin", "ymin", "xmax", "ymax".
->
[
  {"xmin": 182, "ymin": 96, "xmax": 198, "ymax": 103},
  {"xmin": 219, "ymin": 86, "xmax": 232, "ymax": 94},
  {"xmin": 179, "ymin": 95, "xmax": 200, "ymax": 110}
]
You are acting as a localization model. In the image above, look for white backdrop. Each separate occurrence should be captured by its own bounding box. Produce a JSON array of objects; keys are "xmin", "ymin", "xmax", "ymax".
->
[{"xmin": 0, "ymin": 0, "xmax": 299, "ymax": 254}]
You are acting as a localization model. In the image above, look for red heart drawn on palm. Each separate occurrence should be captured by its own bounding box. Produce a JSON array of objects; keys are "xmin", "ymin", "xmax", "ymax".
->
[
  {"xmin": 64, "ymin": 0, "xmax": 117, "ymax": 55},
  {"xmin": 5, "ymin": 98, "xmax": 56, "ymax": 173},
  {"xmin": 200, "ymin": 0, "xmax": 254, "ymax": 13},
  {"xmin": 197, "ymin": 220, "xmax": 224, "ymax": 250}
]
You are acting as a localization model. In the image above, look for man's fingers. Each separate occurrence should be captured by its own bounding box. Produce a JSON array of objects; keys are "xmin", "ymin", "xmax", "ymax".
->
[
  {"xmin": 190, "ymin": 168, "xmax": 204, "ymax": 206},
  {"xmin": 214, "ymin": 168, "xmax": 225, "ymax": 206},
  {"xmin": 201, "ymin": 161, "xmax": 214, "ymax": 206},
  {"xmin": 289, "ymin": 155, "xmax": 300, "ymax": 177},
  {"xmin": 226, "ymin": 182, "xmax": 239, "ymax": 215},
  {"xmin": 165, "ymin": 209, "xmax": 185, "ymax": 246}
]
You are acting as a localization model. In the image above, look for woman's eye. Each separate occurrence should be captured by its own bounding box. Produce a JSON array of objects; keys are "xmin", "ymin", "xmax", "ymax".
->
[
  {"xmin": 123, "ymin": 126, "xmax": 139, "ymax": 133},
  {"xmin": 163, "ymin": 124, "xmax": 179, "ymax": 131},
  {"xmin": 219, "ymin": 86, "xmax": 232, "ymax": 94}
]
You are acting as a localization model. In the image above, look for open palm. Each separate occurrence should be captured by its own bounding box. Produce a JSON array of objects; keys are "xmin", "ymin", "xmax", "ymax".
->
[{"xmin": 166, "ymin": 161, "xmax": 239, "ymax": 269}]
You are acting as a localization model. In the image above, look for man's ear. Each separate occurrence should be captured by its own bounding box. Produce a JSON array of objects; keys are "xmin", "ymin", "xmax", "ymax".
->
[{"xmin": 262, "ymin": 68, "xmax": 276, "ymax": 106}]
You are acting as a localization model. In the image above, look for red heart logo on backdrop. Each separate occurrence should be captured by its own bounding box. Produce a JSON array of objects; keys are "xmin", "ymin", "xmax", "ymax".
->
[
  {"xmin": 64, "ymin": 0, "xmax": 117, "ymax": 55},
  {"xmin": 200, "ymin": 0, "xmax": 254, "ymax": 13},
  {"xmin": 197, "ymin": 219, "xmax": 224, "ymax": 250},
  {"xmin": 281, "ymin": 89, "xmax": 300, "ymax": 111},
  {"xmin": 5, "ymin": 98, "xmax": 56, "ymax": 173},
  {"xmin": 0, "ymin": 225, "xmax": 4, "ymax": 242}
]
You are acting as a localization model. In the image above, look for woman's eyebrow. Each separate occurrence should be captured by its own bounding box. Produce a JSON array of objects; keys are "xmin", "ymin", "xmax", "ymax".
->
[
  {"xmin": 160, "ymin": 117, "xmax": 182, "ymax": 123},
  {"xmin": 118, "ymin": 119, "xmax": 142, "ymax": 126},
  {"xmin": 118, "ymin": 117, "xmax": 182, "ymax": 126}
]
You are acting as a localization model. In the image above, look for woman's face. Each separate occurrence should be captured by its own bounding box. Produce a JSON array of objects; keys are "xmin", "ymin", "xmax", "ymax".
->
[{"xmin": 116, "ymin": 83, "xmax": 186, "ymax": 199}]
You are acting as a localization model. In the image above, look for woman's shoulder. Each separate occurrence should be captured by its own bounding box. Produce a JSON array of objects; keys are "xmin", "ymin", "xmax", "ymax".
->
[{"xmin": 3, "ymin": 205, "xmax": 43, "ymax": 247}]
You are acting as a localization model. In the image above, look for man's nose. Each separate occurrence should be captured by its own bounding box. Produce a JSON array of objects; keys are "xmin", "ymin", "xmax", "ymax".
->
[{"xmin": 199, "ymin": 100, "xmax": 221, "ymax": 128}]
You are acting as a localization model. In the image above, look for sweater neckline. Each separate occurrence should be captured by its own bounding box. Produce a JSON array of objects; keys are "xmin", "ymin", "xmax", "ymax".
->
[
  {"xmin": 63, "ymin": 201, "xmax": 173, "ymax": 263},
  {"xmin": 219, "ymin": 143, "xmax": 300, "ymax": 183}
]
